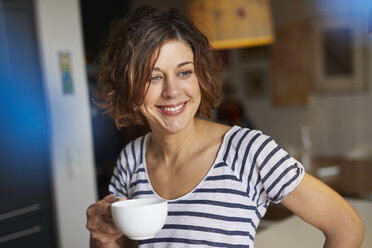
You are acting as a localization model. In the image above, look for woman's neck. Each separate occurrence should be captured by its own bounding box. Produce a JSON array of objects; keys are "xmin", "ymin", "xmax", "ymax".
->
[{"xmin": 148, "ymin": 118, "xmax": 204, "ymax": 166}]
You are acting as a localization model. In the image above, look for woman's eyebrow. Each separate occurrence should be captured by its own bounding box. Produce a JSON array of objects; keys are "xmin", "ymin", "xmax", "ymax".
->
[
  {"xmin": 177, "ymin": 61, "xmax": 193, "ymax": 68},
  {"xmin": 153, "ymin": 61, "xmax": 194, "ymax": 71}
]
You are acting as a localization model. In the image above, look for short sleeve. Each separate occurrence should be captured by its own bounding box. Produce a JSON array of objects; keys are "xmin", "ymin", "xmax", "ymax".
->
[
  {"xmin": 108, "ymin": 134, "xmax": 148, "ymax": 198},
  {"xmin": 108, "ymin": 148, "xmax": 129, "ymax": 198},
  {"xmin": 255, "ymin": 135, "xmax": 305, "ymax": 203}
]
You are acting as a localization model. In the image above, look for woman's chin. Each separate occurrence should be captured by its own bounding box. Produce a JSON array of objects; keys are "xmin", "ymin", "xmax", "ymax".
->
[{"xmin": 159, "ymin": 121, "xmax": 192, "ymax": 134}]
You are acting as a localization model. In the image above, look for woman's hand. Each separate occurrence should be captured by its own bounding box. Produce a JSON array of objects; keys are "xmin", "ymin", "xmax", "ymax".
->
[{"xmin": 86, "ymin": 195, "xmax": 125, "ymax": 246}]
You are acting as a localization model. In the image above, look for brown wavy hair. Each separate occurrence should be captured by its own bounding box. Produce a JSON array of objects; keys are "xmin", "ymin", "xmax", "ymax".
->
[{"xmin": 96, "ymin": 5, "xmax": 223, "ymax": 128}]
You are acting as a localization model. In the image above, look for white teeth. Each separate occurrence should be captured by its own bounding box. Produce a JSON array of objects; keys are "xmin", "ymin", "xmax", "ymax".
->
[{"xmin": 164, "ymin": 103, "xmax": 184, "ymax": 112}]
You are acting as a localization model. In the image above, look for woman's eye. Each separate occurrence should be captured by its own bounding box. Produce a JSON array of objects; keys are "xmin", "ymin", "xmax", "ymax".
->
[
  {"xmin": 151, "ymin": 75, "xmax": 162, "ymax": 82},
  {"xmin": 179, "ymin": 70, "xmax": 192, "ymax": 78}
]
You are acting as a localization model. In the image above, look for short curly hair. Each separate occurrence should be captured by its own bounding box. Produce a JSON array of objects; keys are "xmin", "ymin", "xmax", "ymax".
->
[{"xmin": 96, "ymin": 5, "xmax": 223, "ymax": 128}]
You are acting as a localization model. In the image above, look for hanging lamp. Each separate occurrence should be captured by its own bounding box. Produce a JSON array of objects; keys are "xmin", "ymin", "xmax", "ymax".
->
[{"xmin": 187, "ymin": 0, "xmax": 275, "ymax": 50}]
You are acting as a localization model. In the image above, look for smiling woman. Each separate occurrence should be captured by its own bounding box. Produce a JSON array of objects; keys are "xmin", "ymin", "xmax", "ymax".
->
[
  {"xmin": 86, "ymin": 5, "xmax": 364, "ymax": 248},
  {"xmin": 95, "ymin": 6, "xmax": 222, "ymax": 129}
]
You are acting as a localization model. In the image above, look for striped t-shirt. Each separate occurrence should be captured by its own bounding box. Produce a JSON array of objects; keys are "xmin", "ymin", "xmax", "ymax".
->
[{"xmin": 109, "ymin": 125, "xmax": 305, "ymax": 247}]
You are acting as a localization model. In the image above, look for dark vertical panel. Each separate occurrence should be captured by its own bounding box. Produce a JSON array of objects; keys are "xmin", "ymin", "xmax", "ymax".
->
[{"xmin": 0, "ymin": 0, "xmax": 56, "ymax": 247}]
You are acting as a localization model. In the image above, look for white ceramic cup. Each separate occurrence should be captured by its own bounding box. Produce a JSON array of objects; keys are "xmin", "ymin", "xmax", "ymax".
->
[{"xmin": 111, "ymin": 198, "xmax": 168, "ymax": 240}]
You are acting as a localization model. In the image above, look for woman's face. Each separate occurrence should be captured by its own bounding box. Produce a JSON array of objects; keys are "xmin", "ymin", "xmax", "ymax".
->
[{"xmin": 139, "ymin": 39, "xmax": 201, "ymax": 134}]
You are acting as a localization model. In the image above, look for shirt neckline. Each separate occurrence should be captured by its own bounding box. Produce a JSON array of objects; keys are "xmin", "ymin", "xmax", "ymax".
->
[{"xmin": 141, "ymin": 125, "xmax": 240, "ymax": 202}]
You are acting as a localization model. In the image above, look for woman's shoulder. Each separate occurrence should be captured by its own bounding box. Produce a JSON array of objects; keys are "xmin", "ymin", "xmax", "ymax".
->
[
  {"xmin": 198, "ymin": 118, "xmax": 231, "ymax": 135},
  {"xmin": 197, "ymin": 119, "xmax": 267, "ymax": 144},
  {"xmin": 118, "ymin": 132, "xmax": 151, "ymax": 161},
  {"xmin": 215, "ymin": 124, "xmax": 272, "ymax": 158},
  {"xmin": 212, "ymin": 122, "xmax": 263, "ymax": 139}
]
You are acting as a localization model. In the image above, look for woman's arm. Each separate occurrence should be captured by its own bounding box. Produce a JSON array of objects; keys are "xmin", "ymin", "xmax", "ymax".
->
[{"xmin": 280, "ymin": 173, "xmax": 365, "ymax": 248}]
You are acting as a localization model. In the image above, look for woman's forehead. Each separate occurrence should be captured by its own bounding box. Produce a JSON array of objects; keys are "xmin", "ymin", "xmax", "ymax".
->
[{"xmin": 152, "ymin": 39, "xmax": 194, "ymax": 67}]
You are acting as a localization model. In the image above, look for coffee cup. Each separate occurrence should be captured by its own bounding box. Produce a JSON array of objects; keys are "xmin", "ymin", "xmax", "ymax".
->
[{"xmin": 111, "ymin": 198, "xmax": 168, "ymax": 240}]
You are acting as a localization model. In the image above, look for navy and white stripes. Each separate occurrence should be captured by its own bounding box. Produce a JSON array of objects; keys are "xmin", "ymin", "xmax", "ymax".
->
[{"xmin": 109, "ymin": 126, "xmax": 305, "ymax": 247}]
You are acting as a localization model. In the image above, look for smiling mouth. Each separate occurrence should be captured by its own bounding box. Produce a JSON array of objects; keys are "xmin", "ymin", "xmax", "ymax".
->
[{"xmin": 157, "ymin": 102, "xmax": 187, "ymax": 113}]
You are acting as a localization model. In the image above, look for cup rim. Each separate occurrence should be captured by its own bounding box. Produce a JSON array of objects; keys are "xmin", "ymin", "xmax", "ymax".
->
[{"xmin": 111, "ymin": 198, "xmax": 167, "ymax": 209}]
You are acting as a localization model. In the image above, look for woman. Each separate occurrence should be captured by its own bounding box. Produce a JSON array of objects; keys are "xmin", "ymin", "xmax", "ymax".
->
[{"xmin": 86, "ymin": 6, "xmax": 364, "ymax": 248}]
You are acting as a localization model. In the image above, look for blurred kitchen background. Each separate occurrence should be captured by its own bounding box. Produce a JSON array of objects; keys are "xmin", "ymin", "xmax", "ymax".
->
[{"xmin": 0, "ymin": 0, "xmax": 371, "ymax": 247}]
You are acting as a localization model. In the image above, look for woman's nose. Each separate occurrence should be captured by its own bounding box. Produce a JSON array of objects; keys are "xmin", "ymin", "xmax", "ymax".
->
[{"xmin": 161, "ymin": 76, "xmax": 181, "ymax": 98}]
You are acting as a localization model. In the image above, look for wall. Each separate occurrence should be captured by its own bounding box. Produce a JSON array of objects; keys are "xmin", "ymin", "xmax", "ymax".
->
[{"xmin": 33, "ymin": 0, "xmax": 97, "ymax": 247}]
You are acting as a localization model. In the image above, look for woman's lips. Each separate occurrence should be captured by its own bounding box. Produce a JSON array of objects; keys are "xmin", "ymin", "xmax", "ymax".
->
[{"xmin": 157, "ymin": 102, "xmax": 187, "ymax": 115}]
